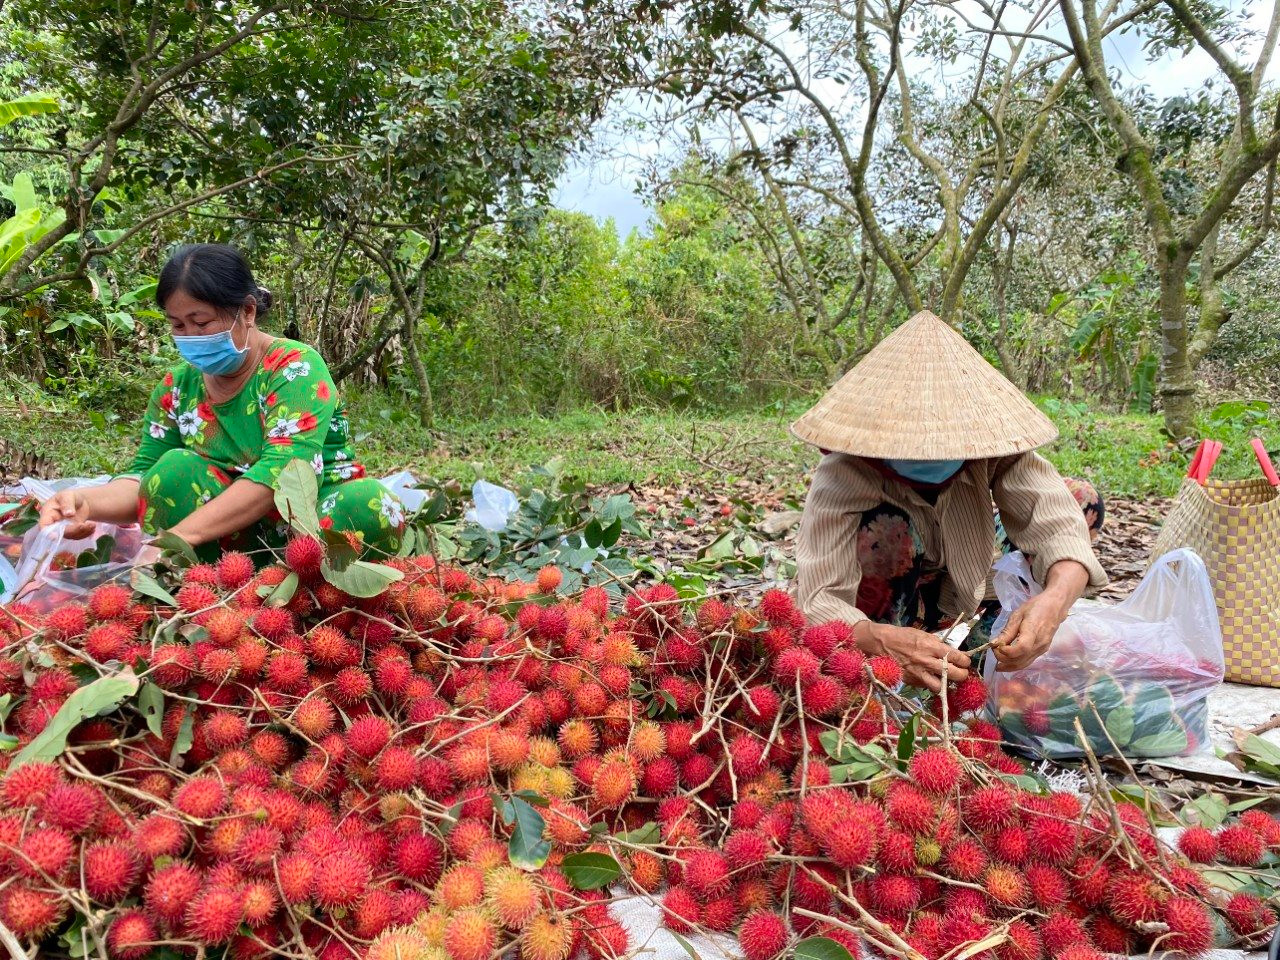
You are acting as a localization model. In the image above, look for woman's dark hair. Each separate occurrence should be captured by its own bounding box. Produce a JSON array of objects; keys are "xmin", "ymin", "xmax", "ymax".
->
[{"xmin": 156, "ymin": 244, "xmax": 272, "ymax": 316}]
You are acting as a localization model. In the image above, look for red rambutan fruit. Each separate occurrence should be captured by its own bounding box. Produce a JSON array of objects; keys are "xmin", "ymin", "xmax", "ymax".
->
[
  {"xmin": 40, "ymin": 780, "xmax": 102, "ymax": 834},
  {"xmin": 1105, "ymin": 871, "xmax": 1165, "ymax": 927},
  {"xmin": 869, "ymin": 655, "xmax": 903, "ymax": 687},
  {"xmin": 985, "ymin": 866, "xmax": 1032, "ymax": 908},
  {"xmin": 989, "ymin": 824, "xmax": 1031, "ymax": 864},
  {"xmin": 1224, "ymin": 891, "xmax": 1278, "ymax": 938},
  {"xmin": 18, "ymin": 826, "xmax": 75, "ymax": 880},
  {"xmin": 313, "ymin": 850, "xmax": 371, "ymax": 909},
  {"xmin": 0, "ymin": 885, "xmax": 66, "ymax": 939},
  {"xmin": 909, "ymin": 746, "xmax": 963, "ymax": 795},
  {"xmin": 1161, "ymin": 896, "xmax": 1215, "ymax": 955},
  {"xmin": 217, "ymin": 551, "xmax": 256, "ymax": 590},
  {"xmin": 661, "ymin": 885, "xmax": 702, "ymax": 932},
  {"xmin": 1039, "ymin": 914, "xmax": 1092, "ymax": 953},
  {"xmin": 964, "ymin": 784, "xmax": 1016, "ymax": 830},
  {"xmin": 106, "ymin": 909, "xmax": 155, "ymax": 960},
  {"xmin": 739, "ymin": 909, "xmax": 792, "ymax": 960},
  {"xmin": 1177, "ymin": 826, "xmax": 1218, "ymax": 864},
  {"xmin": 82, "ymin": 840, "xmax": 140, "ymax": 902},
  {"xmin": 1, "ymin": 761, "xmax": 62, "ymax": 807},
  {"xmin": 284, "ymin": 535, "xmax": 325, "ymax": 580},
  {"xmin": 444, "ymin": 907, "xmax": 498, "ymax": 960},
  {"xmin": 886, "ymin": 784, "xmax": 936, "ymax": 835},
  {"xmin": 869, "ymin": 874, "xmax": 921, "ymax": 915},
  {"xmin": 187, "ymin": 884, "xmax": 245, "ymax": 944},
  {"xmin": 1218, "ymin": 824, "xmax": 1265, "ymax": 866},
  {"xmin": 173, "ymin": 775, "xmax": 227, "ymax": 818}
]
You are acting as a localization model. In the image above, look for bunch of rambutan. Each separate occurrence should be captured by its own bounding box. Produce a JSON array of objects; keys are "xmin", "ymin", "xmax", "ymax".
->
[{"xmin": 0, "ymin": 544, "xmax": 1272, "ymax": 960}]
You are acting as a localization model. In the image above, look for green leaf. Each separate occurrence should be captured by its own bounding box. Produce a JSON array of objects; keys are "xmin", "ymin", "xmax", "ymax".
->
[
  {"xmin": 1188, "ymin": 793, "xmax": 1229, "ymax": 829},
  {"xmin": 14, "ymin": 670, "xmax": 140, "ymax": 767},
  {"xmin": 153, "ymin": 530, "xmax": 198, "ymax": 566},
  {"xmin": 274, "ymin": 459, "xmax": 321, "ymax": 535},
  {"xmin": 612, "ymin": 821, "xmax": 660, "ymax": 845},
  {"xmin": 1131, "ymin": 728, "xmax": 1189, "ymax": 757},
  {"xmin": 601, "ymin": 517, "xmax": 623, "ymax": 548},
  {"xmin": 670, "ymin": 932, "xmax": 702, "ymax": 960},
  {"xmin": 830, "ymin": 761, "xmax": 881, "ymax": 783},
  {"xmin": 0, "ymin": 693, "xmax": 11, "ymax": 722},
  {"xmin": 795, "ymin": 937, "xmax": 857, "ymax": 960},
  {"xmin": 1104, "ymin": 707, "xmax": 1135, "ymax": 747},
  {"xmin": 168, "ymin": 705, "xmax": 195, "ymax": 766},
  {"xmin": 897, "ymin": 714, "xmax": 919, "ymax": 769},
  {"xmin": 131, "ymin": 569, "xmax": 176, "ymax": 606},
  {"xmin": 321, "ymin": 558, "xmax": 403, "ymax": 598},
  {"xmin": 1240, "ymin": 734, "xmax": 1280, "ymax": 768},
  {"xmin": 138, "ymin": 682, "xmax": 164, "ymax": 738},
  {"xmin": 0, "ymin": 92, "xmax": 59, "ymax": 127},
  {"xmin": 258, "ymin": 572, "xmax": 298, "ymax": 607},
  {"xmin": 561, "ymin": 852, "xmax": 621, "ymax": 890},
  {"xmin": 820, "ymin": 729, "xmax": 887, "ymax": 765},
  {"xmin": 506, "ymin": 795, "xmax": 550, "ymax": 871}
]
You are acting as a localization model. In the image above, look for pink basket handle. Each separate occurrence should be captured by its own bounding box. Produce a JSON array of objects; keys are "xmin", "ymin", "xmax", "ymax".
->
[
  {"xmin": 1192, "ymin": 440, "xmax": 1223, "ymax": 484},
  {"xmin": 1252, "ymin": 438, "xmax": 1280, "ymax": 487}
]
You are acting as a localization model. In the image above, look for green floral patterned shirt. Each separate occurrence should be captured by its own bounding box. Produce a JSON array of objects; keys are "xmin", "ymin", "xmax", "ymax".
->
[{"xmin": 124, "ymin": 339, "xmax": 367, "ymax": 489}]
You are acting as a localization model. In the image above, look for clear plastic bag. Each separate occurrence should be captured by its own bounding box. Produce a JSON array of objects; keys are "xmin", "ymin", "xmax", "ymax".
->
[
  {"xmin": 4, "ymin": 519, "xmax": 146, "ymax": 610},
  {"xmin": 987, "ymin": 548, "xmax": 1224, "ymax": 760}
]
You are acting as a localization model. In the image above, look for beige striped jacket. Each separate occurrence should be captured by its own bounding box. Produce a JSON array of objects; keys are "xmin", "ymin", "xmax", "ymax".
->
[{"xmin": 794, "ymin": 452, "xmax": 1107, "ymax": 627}]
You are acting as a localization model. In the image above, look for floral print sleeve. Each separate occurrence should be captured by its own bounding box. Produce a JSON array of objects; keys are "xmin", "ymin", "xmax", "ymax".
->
[
  {"xmin": 241, "ymin": 343, "xmax": 339, "ymax": 488},
  {"xmin": 121, "ymin": 369, "xmax": 186, "ymax": 478}
]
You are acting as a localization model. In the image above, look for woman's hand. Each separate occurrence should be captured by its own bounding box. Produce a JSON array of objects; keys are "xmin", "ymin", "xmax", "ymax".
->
[
  {"xmin": 855, "ymin": 621, "xmax": 971, "ymax": 693},
  {"xmin": 991, "ymin": 591, "xmax": 1069, "ymax": 671},
  {"xmin": 38, "ymin": 490, "xmax": 96, "ymax": 539}
]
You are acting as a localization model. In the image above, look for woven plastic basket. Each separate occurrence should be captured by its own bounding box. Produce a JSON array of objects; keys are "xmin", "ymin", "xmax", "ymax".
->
[{"xmin": 1150, "ymin": 440, "xmax": 1280, "ymax": 687}]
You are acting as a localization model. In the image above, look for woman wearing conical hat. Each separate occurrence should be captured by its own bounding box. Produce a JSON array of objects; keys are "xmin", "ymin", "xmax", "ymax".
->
[{"xmin": 793, "ymin": 312, "xmax": 1106, "ymax": 693}]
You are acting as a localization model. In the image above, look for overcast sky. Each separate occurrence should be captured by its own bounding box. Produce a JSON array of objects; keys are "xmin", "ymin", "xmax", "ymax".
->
[{"xmin": 552, "ymin": 2, "xmax": 1277, "ymax": 237}]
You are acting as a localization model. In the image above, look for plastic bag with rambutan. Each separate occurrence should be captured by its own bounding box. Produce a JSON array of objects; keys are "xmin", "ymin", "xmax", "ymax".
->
[{"xmin": 987, "ymin": 548, "xmax": 1223, "ymax": 760}]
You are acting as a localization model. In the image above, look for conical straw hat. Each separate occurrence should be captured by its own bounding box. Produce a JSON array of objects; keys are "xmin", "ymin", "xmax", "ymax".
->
[{"xmin": 791, "ymin": 311, "xmax": 1057, "ymax": 460}]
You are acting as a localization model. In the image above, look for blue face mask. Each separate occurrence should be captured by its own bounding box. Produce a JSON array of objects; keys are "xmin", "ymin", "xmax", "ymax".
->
[
  {"xmin": 174, "ymin": 312, "xmax": 249, "ymax": 375},
  {"xmin": 886, "ymin": 458, "xmax": 966, "ymax": 484}
]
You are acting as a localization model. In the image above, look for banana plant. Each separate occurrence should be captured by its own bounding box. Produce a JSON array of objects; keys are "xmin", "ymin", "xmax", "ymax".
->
[{"xmin": 0, "ymin": 172, "xmax": 66, "ymax": 280}]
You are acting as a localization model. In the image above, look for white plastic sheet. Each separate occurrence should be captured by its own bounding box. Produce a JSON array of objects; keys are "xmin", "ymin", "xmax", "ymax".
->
[{"xmin": 464, "ymin": 480, "xmax": 520, "ymax": 532}]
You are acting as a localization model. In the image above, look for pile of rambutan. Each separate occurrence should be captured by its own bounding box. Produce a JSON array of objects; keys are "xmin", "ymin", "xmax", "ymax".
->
[{"xmin": 0, "ymin": 539, "xmax": 1275, "ymax": 960}]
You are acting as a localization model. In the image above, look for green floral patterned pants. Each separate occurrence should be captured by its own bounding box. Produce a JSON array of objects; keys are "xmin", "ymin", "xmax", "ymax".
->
[{"xmin": 139, "ymin": 448, "xmax": 404, "ymax": 561}]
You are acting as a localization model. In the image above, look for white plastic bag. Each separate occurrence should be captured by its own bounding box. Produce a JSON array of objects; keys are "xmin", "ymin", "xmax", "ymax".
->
[
  {"xmin": 987, "ymin": 548, "xmax": 1224, "ymax": 760},
  {"xmin": 464, "ymin": 480, "xmax": 519, "ymax": 532},
  {"xmin": 380, "ymin": 471, "xmax": 429, "ymax": 513}
]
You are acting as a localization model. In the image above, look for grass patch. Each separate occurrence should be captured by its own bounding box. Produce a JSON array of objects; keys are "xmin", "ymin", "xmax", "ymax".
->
[{"xmin": 3, "ymin": 385, "xmax": 1274, "ymax": 501}]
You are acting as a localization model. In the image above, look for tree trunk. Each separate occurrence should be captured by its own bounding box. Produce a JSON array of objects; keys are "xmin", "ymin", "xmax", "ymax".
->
[
  {"xmin": 1156, "ymin": 252, "xmax": 1197, "ymax": 440},
  {"xmin": 402, "ymin": 313, "xmax": 434, "ymax": 427}
]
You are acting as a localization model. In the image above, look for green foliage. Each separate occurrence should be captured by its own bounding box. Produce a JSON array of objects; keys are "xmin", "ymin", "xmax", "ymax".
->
[{"xmin": 401, "ymin": 457, "xmax": 646, "ymax": 592}]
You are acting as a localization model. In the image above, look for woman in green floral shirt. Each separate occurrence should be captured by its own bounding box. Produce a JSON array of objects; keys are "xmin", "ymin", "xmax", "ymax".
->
[{"xmin": 39, "ymin": 245, "xmax": 403, "ymax": 558}]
